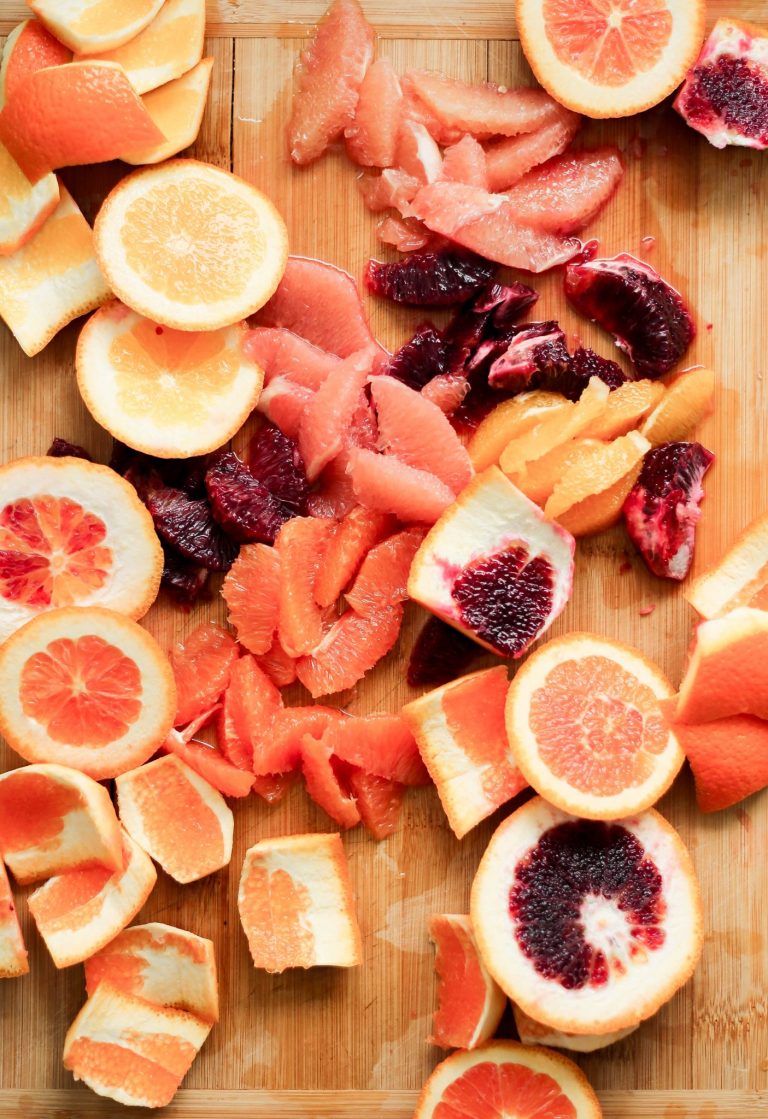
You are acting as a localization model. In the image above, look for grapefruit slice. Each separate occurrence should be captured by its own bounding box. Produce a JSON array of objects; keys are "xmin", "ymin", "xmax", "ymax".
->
[
  {"xmin": 414, "ymin": 1040, "xmax": 601, "ymax": 1119},
  {"xmin": 94, "ymin": 160, "xmax": 288, "ymax": 332},
  {"xmin": 164, "ymin": 729, "xmax": 255, "ymax": 799},
  {"xmin": 296, "ymin": 603, "xmax": 404, "ymax": 698},
  {"xmin": 673, "ymin": 608, "xmax": 768, "ymax": 723},
  {"xmin": 395, "ymin": 120, "xmax": 444, "ymax": 184},
  {"xmin": 237, "ymin": 833, "xmax": 362, "ymax": 972},
  {"xmin": 298, "ymin": 351, "xmax": 373, "ymax": 481},
  {"xmin": 0, "ymin": 184, "xmax": 110, "ymax": 357},
  {"xmin": 349, "ymin": 448, "xmax": 456, "ymax": 525},
  {"xmin": 544, "ymin": 431, "xmax": 651, "ymax": 537},
  {"xmin": 0, "ymin": 144, "xmax": 59, "ymax": 257},
  {"xmin": 0, "ymin": 20, "xmax": 71, "ymax": 107},
  {"xmin": 441, "ymin": 135, "xmax": 488, "ymax": 188},
  {"xmin": 84, "ymin": 921, "xmax": 219, "ymax": 1022},
  {"xmin": 257, "ymin": 378, "xmax": 314, "ymax": 440},
  {"xmin": 344, "ymin": 527, "xmax": 426, "ymax": 615},
  {"xmin": 468, "ymin": 391, "xmax": 570, "ymax": 472},
  {"xmin": 256, "ymin": 635, "xmax": 297, "ymax": 689},
  {"xmin": 513, "ymin": 1004, "xmax": 637, "ymax": 1052},
  {"xmin": 222, "ymin": 543, "xmax": 281, "ymax": 656},
  {"xmin": 0, "ymin": 607, "xmax": 176, "ymax": 780},
  {"xmin": 429, "ymin": 914, "xmax": 506, "ymax": 1050},
  {"xmin": 502, "ymin": 147, "xmax": 623, "ymax": 233},
  {"xmin": 315, "ymin": 507, "xmax": 392, "ymax": 609},
  {"xmin": 244, "ymin": 326, "xmax": 340, "ymax": 390},
  {"xmin": 516, "ymin": 0, "xmax": 706, "ymax": 118},
  {"xmin": 686, "ymin": 511, "xmax": 768, "ymax": 619},
  {"xmin": 217, "ymin": 653, "xmax": 283, "ymax": 773},
  {"xmin": 471, "ymin": 797, "xmax": 703, "ymax": 1034},
  {"xmin": 63, "ymin": 981, "xmax": 211, "ymax": 1108},
  {"xmin": 28, "ymin": 829, "xmax": 157, "ymax": 968},
  {"xmin": 347, "ymin": 770, "xmax": 405, "ymax": 840},
  {"xmin": 30, "ymin": 0, "xmax": 164, "ymax": 54},
  {"xmin": 170, "ymin": 622, "xmax": 239, "ymax": 727},
  {"xmin": 116, "ymin": 754, "xmax": 234, "ymax": 884},
  {"xmin": 324, "ymin": 713, "xmax": 429, "ymax": 786},
  {"xmin": 77, "ymin": 302, "xmax": 265, "ymax": 458},
  {"xmin": 484, "ymin": 112, "xmax": 581, "ymax": 192},
  {"xmin": 640, "ymin": 366, "xmax": 715, "ymax": 446},
  {"xmin": 359, "ymin": 168, "xmax": 422, "ymax": 215},
  {"xmin": 0, "ymin": 763, "xmax": 122, "ymax": 884},
  {"xmin": 345, "ymin": 57, "xmax": 403, "ymax": 168},
  {"xmin": 0, "ymin": 858, "xmax": 27, "ymax": 978},
  {"xmin": 403, "ymin": 666, "xmax": 526, "ymax": 839},
  {"xmin": 123, "ymin": 56, "xmax": 214, "ymax": 165},
  {"xmin": 269, "ymin": 706, "xmax": 344, "ymax": 775},
  {"xmin": 277, "ymin": 515, "xmax": 335, "ymax": 657},
  {"xmin": 0, "ymin": 455, "xmax": 162, "ymax": 643},
  {"xmin": 405, "ymin": 70, "xmax": 563, "ymax": 137}
]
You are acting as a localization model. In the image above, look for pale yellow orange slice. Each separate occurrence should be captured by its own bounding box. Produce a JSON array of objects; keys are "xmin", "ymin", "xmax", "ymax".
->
[
  {"xmin": 468, "ymin": 390, "xmax": 569, "ymax": 472},
  {"xmin": 0, "ymin": 143, "xmax": 59, "ymax": 256},
  {"xmin": 544, "ymin": 430, "xmax": 650, "ymax": 537},
  {"xmin": 499, "ymin": 377, "xmax": 610, "ymax": 477},
  {"xmin": 123, "ymin": 57, "xmax": 214, "ymax": 165},
  {"xmin": 29, "ymin": 0, "xmax": 165, "ymax": 55},
  {"xmin": 640, "ymin": 366, "xmax": 715, "ymax": 446},
  {"xmin": 581, "ymin": 378, "xmax": 664, "ymax": 441},
  {"xmin": 0, "ymin": 857, "xmax": 28, "ymax": 978}
]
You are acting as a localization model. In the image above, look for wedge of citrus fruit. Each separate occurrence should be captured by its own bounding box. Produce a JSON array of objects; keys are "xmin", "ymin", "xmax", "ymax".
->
[
  {"xmin": 347, "ymin": 769, "xmax": 405, "ymax": 840},
  {"xmin": 84, "ymin": 921, "xmax": 219, "ymax": 1022},
  {"xmin": 28, "ymin": 829, "xmax": 157, "ymax": 968},
  {"xmin": 170, "ymin": 622, "xmax": 238, "ymax": 727},
  {"xmin": 238, "ymin": 833, "xmax": 362, "ymax": 972},
  {"xmin": 222, "ymin": 544, "xmax": 281, "ymax": 656},
  {"xmin": 583, "ymin": 379, "xmax": 664, "ymax": 441},
  {"xmin": 468, "ymin": 391, "xmax": 570, "ymax": 472},
  {"xmin": 512, "ymin": 437, "xmax": 601, "ymax": 506},
  {"xmin": 502, "ymin": 147, "xmax": 624, "ymax": 234},
  {"xmin": 405, "ymin": 70, "xmax": 563, "ymax": 137},
  {"xmin": 470, "ymin": 797, "xmax": 703, "ymax": 1034},
  {"xmin": 0, "ymin": 858, "xmax": 28, "ymax": 978},
  {"xmin": 268, "ymin": 705, "xmax": 343, "ymax": 776},
  {"xmin": 673, "ymin": 608, "xmax": 768, "ymax": 723},
  {"xmin": 429, "ymin": 914, "xmax": 506, "ymax": 1050},
  {"xmin": 345, "ymin": 56, "xmax": 403, "ymax": 168},
  {"xmin": 165, "ymin": 728, "xmax": 255, "ymax": 798},
  {"xmin": 301, "ymin": 733, "xmax": 361, "ymax": 829},
  {"xmin": 314, "ymin": 507, "xmax": 392, "ymax": 609},
  {"xmin": 640, "ymin": 366, "xmax": 715, "ymax": 446},
  {"xmin": 0, "ymin": 184, "xmax": 110, "ymax": 357},
  {"xmin": 116, "ymin": 754, "xmax": 234, "ymax": 884},
  {"xmin": 441, "ymin": 135, "xmax": 488, "ymax": 188},
  {"xmin": 218, "ymin": 653, "xmax": 283, "ymax": 773},
  {"xmin": 123, "ymin": 56, "xmax": 214, "ymax": 165},
  {"xmin": 298, "ymin": 350, "xmax": 372, "ymax": 481},
  {"xmin": 544, "ymin": 431, "xmax": 651, "ymax": 537},
  {"xmin": 414, "ymin": 1040, "xmax": 602, "ymax": 1119},
  {"xmin": 64, "ymin": 980, "xmax": 211, "ymax": 1108},
  {"xmin": 0, "ymin": 606, "xmax": 176, "ymax": 779},
  {"xmin": 499, "ymin": 377, "xmax": 610, "ymax": 477},
  {"xmin": 0, "ymin": 144, "xmax": 59, "ymax": 257},
  {"xmin": 0, "ymin": 762, "xmax": 122, "ymax": 884},
  {"xmin": 94, "ymin": 160, "xmax": 288, "ymax": 332},
  {"xmin": 686, "ymin": 511, "xmax": 768, "ymax": 618},
  {"xmin": 296, "ymin": 603, "xmax": 404, "ymax": 698},
  {"xmin": 277, "ymin": 515, "xmax": 335, "ymax": 657},
  {"xmin": 256, "ymin": 635, "xmax": 297, "ymax": 688},
  {"xmin": 403, "ymin": 666, "xmax": 526, "ymax": 839},
  {"xmin": 344, "ymin": 527, "xmax": 426, "ymax": 616},
  {"xmin": 244, "ymin": 326, "xmax": 340, "ymax": 390},
  {"xmin": 30, "ymin": 0, "xmax": 165, "ymax": 54},
  {"xmin": 506, "ymin": 632, "xmax": 683, "ymax": 819},
  {"xmin": 512, "ymin": 1005, "xmax": 637, "ymax": 1053},
  {"xmin": 0, "ymin": 19, "xmax": 71, "ymax": 107},
  {"xmin": 349, "ymin": 448, "xmax": 456, "ymax": 525},
  {"xmin": 484, "ymin": 111, "xmax": 581, "ymax": 192},
  {"xmin": 0, "ymin": 455, "xmax": 162, "ymax": 643},
  {"xmin": 516, "ymin": 0, "xmax": 706, "ymax": 118}
]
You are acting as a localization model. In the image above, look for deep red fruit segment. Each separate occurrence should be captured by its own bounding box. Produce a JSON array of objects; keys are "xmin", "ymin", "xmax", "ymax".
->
[
  {"xmin": 540, "ymin": 346, "xmax": 628, "ymax": 402},
  {"xmin": 160, "ymin": 545, "xmax": 209, "ymax": 608},
  {"xmin": 443, "ymin": 280, "xmax": 539, "ymax": 376},
  {"xmin": 406, "ymin": 616, "xmax": 480, "ymax": 687},
  {"xmin": 564, "ymin": 253, "xmax": 696, "ymax": 379},
  {"xmin": 46, "ymin": 438, "xmax": 93, "ymax": 461},
  {"xmin": 347, "ymin": 769, "xmax": 405, "ymax": 840},
  {"xmin": 345, "ymin": 57, "xmax": 403, "ymax": 168},
  {"xmin": 247, "ymin": 423, "xmax": 309, "ymax": 513},
  {"xmin": 623, "ymin": 441, "xmax": 714, "ymax": 582},
  {"xmin": 509, "ymin": 821, "xmax": 665, "ymax": 990},
  {"xmin": 148, "ymin": 487, "xmax": 238, "ymax": 572},
  {"xmin": 206, "ymin": 451, "xmax": 292, "ymax": 545},
  {"xmin": 387, "ymin": 324, "xmax": 449, "ymax": 391},
  {"xmin": 502, "ymin": 147, "xmax": 624, "ymax": 235},
  {"xmin": 676, "ymin": 55, "xmax": 768, "ymax": 148},
  {"xmin": 364, "ymin": 250, "xmax": 496, "ymax": 308},
  {"xmin": 484, "ymin": 321, "xmax": 570, "ymax": 392}
]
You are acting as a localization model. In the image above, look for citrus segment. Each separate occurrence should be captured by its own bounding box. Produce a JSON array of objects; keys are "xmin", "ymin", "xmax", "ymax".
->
[
  {"xmin": 325, "ymin": 713, "xmax": 430, "ymax": 786},
  {"xmin": 123, "ymin": 57, "xmax": 214, "ymax": 165},
  {"xmin": 277, "ymin": 516, "xmax": 336, "ymax": 657},
  {"xmin": 237, "ymin": 833, "xmax": 363, "ymax": 972},
  {"xmin": 395, "ymin": 120, "xmax": 443, "ymax": 184},
  {"xmin": 347, "ymin": 769, "xmax": 405, "ymax": 840},
  {"xmin": 429, "ymin": 914, "xmax": 506, "ymax": 1050},
  {"xmin": 94, "ymin": 160, "xmax": 288, "ymax": 332},
  {"xmin": 0, "ymin": 456, "xmax": 162, "ymax": 642},
  {"xmin": 165, "ymin": 729, "xmax": 255, "ymax": 798},
  {"xmin": 298, "ymin": 351, "xmax": 372, "ymax": 481},
  {"xmin": 640, "ymin": 366, "xmax": 715, "ymax": 446},
  {"xmin": 503, "ymin": 147, "xmax": 624, "ymax": 233},
  {"xmin": 301, "ymin": 733, "xmax": 361, "ymax": 829},
  {"xmin": 217, "ymin": 653, "xmax": 283, "ymax": 774},
  {"xmin": 170, "ymin": 622, "xmax": 238, "ymax": 727},
  {"xmin": 84, "ymin": 921, "xmax": 219, "ymax": 1022},
  {"xmin": 512, "ymin": 1004, "xmax": 637, "ymax": 1053},
  {"xmin": 0, "ymin": 763, "xmax": 122, "ymax": 884},
  {"xmin": 296, "ymin": 604, "xmax": 404, "ymax": 698},
  {"xmin": 315, "ymin": 507, "xmax": 392, "ymax": 608},
  {"xmin": 117, "ymin": 754, "xmax": 234, "ymax": 884},
  {"xmin": 0, "ymin": 184, "xmax": 109, "ymax": 357},
  {"xmin": 349, "ymin": 448, "xmax": 456, "ymax": 525},
  {"xmin": 0, "ymin": 858, "xmax": 28, "ymax": 978},
  {"xmin": 345, "ymin": 56, "xmax": 403, "ymax": 168},
  {"xmin": 405, "ymin": 70, "xmax": 563, "ymax": 137},
  {"xmin": 345, "ymin": 527, "xmax": 426, "ymax": 616},
  {"xmin": 0, "ymin": 20, "xmax": 71, "ymax": 108},
  {"xmin": 222, "ymin": 543, "xmax": 281, "ymax": 655},
  {"xmin": 544, "ymin": 431, "xmax": 650, "ymax": 535},
  {"xmin": 484, "ymin": 111, "xmax": 581, "ymax": 192},
  {"xmin": 256, "ymin": 634, "xmax": 297, "ymax": 688},
  {"xmin": 513, "ymin": 438, "xmax": 602, "ymax": 506},
  {"xmin": 686, "ymin": 510, "xmax": 768, "ymax": 619},
  {"xmin": 673, "ymin": 608, "xmax": 768, "ymax": 723},
  {"xmin": 468, "ymin": 392, "xmax": 569, "ymax": 472},
  {"xmin": 28, "ymin": 829, "xmax": 156, "ymax": 968},
  {"xmin": 551, "ymin": 460, "xmax": 643, "ymax": 537},
  {"xmin": 30, "ymin": 0, "xmax": 164, "ymax": 54},
  {"xmin": 269, "ymin": 706, "xmax": 344, "ymax": 775},
  {"xmin": 582, "ymin": 379, "xmax": 665, "ymax": 441},
  {"xmin": 499, "ymin": 377, "xmax": 610, "ymax": 477},
  {"xmin": 440, "ymin": 135, "xmax": 488, "ymax": 188},
  {"xmin": 0, "ymin": 144, "xmax": 59, "ymax": 257},
  {"xmin": 244, "ymin": 326, "xmax": 340, "ymax": 390}
]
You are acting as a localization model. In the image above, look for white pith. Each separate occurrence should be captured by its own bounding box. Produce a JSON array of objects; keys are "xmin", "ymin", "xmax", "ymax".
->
[
  {"xmin": 513, "ymin": 1003, "xmax": 638, "ymax": 1053},
  {"xmin": 0, "ymin": 144, "xmax": 59, "ymax": 253}
]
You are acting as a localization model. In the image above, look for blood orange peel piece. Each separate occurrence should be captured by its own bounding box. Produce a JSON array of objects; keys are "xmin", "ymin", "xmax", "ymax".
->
[
  {"xmin": 170, "ymin": 621, "xmax": 239, "ymax": 727},
  {"xmin": 0, "ymin": 858, "xmax": 28, "ymax": 978},
  {"xmin": 685, "ymin": 509, "xmax": 768, "ymax": 619},
  {"xmin": 512, "ymin": 1003, "xmax": 638, "ymax": 1052},
  {"xmin": 673, "ymin": 607, "xmax": 768, "ymax": 724},
  {"xmin": 429, "ymin": 914, "xmax": 506, "ymax": 1050}
]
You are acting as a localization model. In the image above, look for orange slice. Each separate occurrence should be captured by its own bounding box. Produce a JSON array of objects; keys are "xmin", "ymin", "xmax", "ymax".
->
[
  {"xmin": 222, "ymin": 543, "xmax": 281, "ymax": 656},
  {"xmin": 499, "ymin": 377, "xmax": 610, "ymax": 477},
  {"xmin": 543, "ymin": 430, "xmax": 650, "ymax": 536},
  {"xmin": 516, "ymin": 0, "xmax": 706, "ymax": 118},
  {"xmin": 0, "ymin": 857, "xmax": 28, "ymax": 978},
  {"xmin": 0, "ymin": 144, "xmax": 59, "ymax": 256},
  {"xmin": 116, "ymin": 754, "xmax": 234, "ymax": 884},
  {"xmin": 468, "ymin": 391, "xmax": 570, "ymax": 472},
  {"xmin": 94, "ymin": 160, "xmax": 288, "ymax": 332},
  {"xmin": 429, "ymin": 914, "xmax": 506, "ymax": 1050},
  {"xmin": 76, "ymin": 0, "xmax": 205, "ymax": 95},
  {"xmin": 414, "ymin": 1041, "xmax": 601, "ymax": 1119},
  {"xmin": 170, "ymin": 622, "xmax": 239, "ymax": 727},
  {"xmin": 28, "ymin": 828, "xmax": 156, "ymax": 968},
  {"xmin": 165, "ymin": 728, "xmax": 256, "ymax": 799},
  {"xmin": 0, "ymin": 20, "xmax": 72, "ymax": 108},
  {"xmin": 0, "ymin": 184, "xmax": 109, "ymax": 357},
  {"xmin": 512, "ymin": 436, "xmax": 601, "ymax": 506},
  {"xmin": 84, "ymin": 921, "xmax": 219, "ymax": 1022},
  {"xmin": 512, "ymin": 1004, "xmax": 638, "ymax": 1052},
  {"xmin": 29, "ymin": 0, "xmax": 165, "ymax": 54},
  {"xmin": 0, "ymin": 456, "xmax": 162, "ymax": 643},
  {"xmin": 402, "ymin": 666, "xmax": 527, "ymax": 840},
  {"xmin": 581, "ymin": 379, "xmax": 664, "ymax": 440},
  {"xmin": 76, "ymin": 301, "xmax": 265, "ymax": 458},
  {"xmin": 673, "ymin": 608, "xmax": 768, "ymax": 723},
  {"xmin": 295, "ymin": 603, "xmax": 404, "ymax": 698},
  {"xmin": 0, "ymin": 762, "xmax": 122, "ymax": 884},
  {"xmin": 64, "ymin": 981, "xmax": 211, "ymax": 1108},
  {"xmin": 237, "ymin": 833, "xmax": 362, "ymax": 973},
  {"xmin": 123, "ymin": 57, "xmax": 214, "ymax": 165},
  {"xmin": 0, "ymin": 606, "xmax": 176, "ymax": 780},
  {"xmin": 686, "ymin": 511, "xmax": 768, "ymax": 619},
  {"xmin": 506, "ymin": 632, "xmax": 683, "ymax": 819},
  {"xmin": 640, "ymin": 366, "xmax": 715, "ymax": 446}
]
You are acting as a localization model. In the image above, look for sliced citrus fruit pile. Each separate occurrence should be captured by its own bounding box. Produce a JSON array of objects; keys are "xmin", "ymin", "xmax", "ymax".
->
[
  {"xmin": 513, "ymin": 1003, "xmax": 637, "ymax": 1053},
  {"xmin": 471, "ymin": 797, "xmax": 703, "ymax": 1035},
  {"xmin": 0, "ymin": 858, "xmax": 28, "ymax": 978},
  {"xmin": 428, "ymin": 914, "xmax": 506, "ymax": 1050},
  {"xmin": 29, "ymin": 0, "xmax": 166, "ymax": 54},
  {"xmin": 123, "ymin": 56, "xmax": 214, "ymax": 165},
  {"xmin": 237, "ymin": 833, "xmax": 362, "ymax": 972},
  {"xmin": 0, "ymin": 19, "xmax": 71, "ymax": 107},
  {"xmin": 686, "ymin": 509, "xmax": 768, "ymax": 618}
]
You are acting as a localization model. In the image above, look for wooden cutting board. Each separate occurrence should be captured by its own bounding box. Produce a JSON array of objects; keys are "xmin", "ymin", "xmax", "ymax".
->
[{"xmin": 1, "ymin": 1, "xmax": 768, "ymax": 1115}]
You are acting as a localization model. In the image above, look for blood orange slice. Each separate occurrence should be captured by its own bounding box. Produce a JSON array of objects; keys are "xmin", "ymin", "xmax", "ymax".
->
[
  {"xmin": 685, "ymin": 511, "xmax": 768, "ymax": 619},
  {"xmin": 0, "ymin": 858, "xmax": 27, "ymax": 978},
  {"xmin": 29, "ymin": 0, "xmax": 165, "ymax": 54},
  {"xmin": 470, "ymin": 797, "xmax": 703, "ymax": 1034},
  {"xmin": 222, "ymin": 543, "xmax": 281, "ymax": 656},
  {"xmin": 0, "ymin": 20, "xmax": 71, "ymax": 108},
  {"xmin": 512, "ymin": 1004, "xmax": 637, "ymax": 1052},
  {"xmin": 0, "ymin": 607, "xmax": 176, "ymax": 780},
  {"xmin": 429, "ymin": 914, "xmax": 506, "ymax": 1050},
  {"xmin": 170, "ymin": 622, "xmax": 239, "ymax": 727}
]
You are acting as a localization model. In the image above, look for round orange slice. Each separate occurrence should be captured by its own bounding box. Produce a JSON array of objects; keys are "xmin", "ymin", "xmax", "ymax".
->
[
  {"xmin": 414, "ymin": 1040, "xmax": 601, "ymax": 1119},
  {"xmin": 0, "ymin": 606, "xmax": 176, "ymax": 780},
  {"xmin": 122, "ymin": 57, "xmax": 214, "ymax": 166},
  {"xmin": 0, "ymin": 456, "xmax": 162, "ymax": 643},
  {"xmin": 505, "ymin": 632, "xmax": 683, "ymax": 819},
  {"xmin": 516, "ymin": 0, "xmax": 706, "ymax": 118},
  {"xmin": 29, "ymin": 0, "xmax": 165, "ymax": 54},
  {"xmin": 94, "ymin": 159, "xmax": 289, "ymax": 331},
  {"xmin": 76, "ymin": 301, "xmax": 266, "ymax": 458}
]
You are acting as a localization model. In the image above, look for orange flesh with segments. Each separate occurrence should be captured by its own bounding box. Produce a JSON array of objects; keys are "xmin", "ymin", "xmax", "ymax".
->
[
  {"xmin": 30, "ymin": 862, "xmax": 114, "ymax": 928},
  {"xmin": 431, "ymin": 918, "xmax": 495, "ymax": 1048},
  {"xmin": 543, "ymin": 0, "xmax": 673, "ymax": 86},
  {"xmin": 238, "ymin": 861, "xmax": 315, "ymax": 972},
  {"xmin": 433, "ymin": 1059, "xmax": 578, "ymax": 1118},
  {"xmin": 72, "ymin": 0, "xmax": 158, "ymax": 36}
]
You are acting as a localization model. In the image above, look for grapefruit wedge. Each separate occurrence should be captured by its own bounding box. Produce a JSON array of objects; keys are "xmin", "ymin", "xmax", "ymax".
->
[
  {"xmin": 405, "ymin": 70, "xmax": 563, "ymax": 137},
  {"xmin": 123, "ymin": 56, "xmax": 214, "ymax": 165},
  {"xmin": 170, "ymin": 622, "xmax": 238, "ymax": 727},
  {"xmin": 0, "ymin": 144, "xmax": 59, "ymax": 257},
  {"xmin": 29, "ymin": 0, "xmax": 165, "ymax": 54},
  {"xmin": 0, "ymin": 858, "xmax": 28, "ymax": 978},
  {"xmin": 503, "ymin": 147, "xmax": 624, "ymax": 234},
  {"xmin": 298, "ymin": 351, "xmax": 372, "ymax": 481},
  {"xmin": 296, "ymin": 604, "xmax": 404, "ymax": 698},
  {"xmin": 429, "ymin": 914, "xmax": 506, "ymax": 1050},
  {"xmin": 349, "ymin": 449, "xmax": 456, "ymax": 525},
  {"xmin": 0, "ymin": 20, "xmax": 71, "ymax": 107},
  {"xmin": 244, "ymin": 326, "xmax": 340, "ymax": 390},
  {"xmin": 345, "ymin": 57, "xmax": 403, "ymax": 168},
  {"xmin": 344, "ymin": 527, "xmax": 426, "ymax": 616},
  {"xmin": 484, "ymin": 112, "xmax": 580, "ymax": 192},
  {"xmin": 673, "ymin": 608, "xmax": 768, "ymax": 724},
  {"xmin": 222, "ymin": 543, "xmax": 281, "ymax": 656}
]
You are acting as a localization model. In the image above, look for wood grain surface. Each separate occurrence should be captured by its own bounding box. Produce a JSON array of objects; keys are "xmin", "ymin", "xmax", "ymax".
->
[{"xmin": 0, "ymin": 1, "xmax": 767, "ymax": 1115}]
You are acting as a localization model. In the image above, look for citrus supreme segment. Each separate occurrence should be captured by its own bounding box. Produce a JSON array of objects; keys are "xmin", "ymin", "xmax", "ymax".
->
[
  {"xmin": 0, "ymin": 143, "xmax": 59, "ymax": 257},
  {"xmin": 76, "ymin": 301, "xmax": 266, "ymax": 458},
  {"xmin": 94, "ymin": 160, "xmax": 289, "ymax": 331},
  {"xmin": 123, "ymin": 57, "xmax": 214, "ymax": 166},
  {"xmin": 29, "ymin": 0, "xmax": 165, "ymax": 54}
]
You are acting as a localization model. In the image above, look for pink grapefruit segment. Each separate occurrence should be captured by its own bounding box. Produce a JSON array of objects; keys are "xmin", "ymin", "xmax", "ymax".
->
[
  {"xmin": 405, "ymin": 70, "xmax": 563, "ymax": 137},
  {"xmin": 484, "ymin": 111, "xmax": 581, "ymax": 192},
  {"xmin": 503, "ymin": 147, "xmax": 624, "ymax": 233},
  {"xmin": 244, "ymin": 326, "xmax": 339, "ymax": 390},
  {"xmin": 349, "ymin": 448, "xmax": 456, "ymax": 525},
  {"xmin": 296, "ymin": 604, "xmax": 404, "ymax": 697},
  {"xmin": 298, "ymin": 350, "xmax": 372, "ymax": 481},
  {"xmin": 345, "ymin": 57, "xmax": 403, "ymax": 168}
]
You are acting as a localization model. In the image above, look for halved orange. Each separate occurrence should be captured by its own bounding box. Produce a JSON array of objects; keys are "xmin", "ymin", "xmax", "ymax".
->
[
  {"xmin": 0, "ymin": 143, "xmax": 59, "ymax": 257},
  {"xmin": 237, "ymin": 833, "xmax": 362, "ymax": 973},
  {"xmin": 123, "ymin": 57, "xmax": 214, "ymax": 166},
  {"xmin": 429, "ymin": 914, "xmax": 506, "ymax": 1050},
  {"xmin": 76, "ymin": 301, "xmax": 266, "ymax": 458},
  {"xmin": 673, "ymin": 608, "xmax": 768, "ymax": 723},
  {"xmin": 0, "ymin": 606, "xmax": 176, "ymax": 780},
  {"xmin": 513, "ymin": 1004, "xmax": 638, "ymax": 1053},
  {"xmin": 29, "ymin": 0, "xmax": 165, "ymax": 54},
  {"xmin": 686, "ymin": 511, "xmax": 768, "ymax": 618},
  {"xmin": 641, "ymin": 366, "xmax": 715, "ymax": 446},
  {"xmin": 506, "ymin": 632, "xmax": 683, "ymax": 819},
  {"xmin": 94, "ymin": 160, "xmax": 289, "ymax": 332},
  {"xmin": 0, "ymin": 857, "xmax": 28, "ymax": 978},
  {"xmin": 544, "ymin": 430, "xmax": 650, "ymax": 536},
  {"xmin": 0, "ymin": 20, "xmax": 71, "ymax": 108},
  {"xmin": 516, "ymin": 0, "xmax": 706, "ymax": 118},
  {"xmin": 0, "ymin": 455, "xmax": 162, "ymax": 643}
]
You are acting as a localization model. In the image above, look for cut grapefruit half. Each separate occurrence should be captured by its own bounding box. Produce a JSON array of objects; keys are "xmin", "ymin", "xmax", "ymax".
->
[
  {"xmin": 673, "ymin": 608, "xmax": 768, "ymax": 723},
  {"xmin": 0, "ymin": 607, "xmax": 176, "ymax": 780},
  {"xmin": 28, "ymin": 828, "xmax": 157, "ymax": 968},
  {"xmin": 116, "ymin": 754, "xmax": 234, "ymax": 884},
  {"xmin": 170, "ymin": 622, "xmax": 239, "ymax": 727},
  {"xmin": 0, "ymin": 20, "xmax": 71, "ymax": 108},
  {"xmin": 94, "ymin": 160, "xmax": 288, "ymax": 332},
  {"xmin": 470, "ymin": 797, "xmax": 703, "ymax": 1034},
  {"xmin": 0, "ymin": 455, "xmax": 162, "ymax": 643},
  {"xmin": 238, "ymin": 833, "xmax": 362, "ymax": 972},
  {"xmin": 0, "ymin": 858, "xmax": 27, "ymax": 978},
  {"xmin": 123, "ymin": 56, "xmax": 214, "ymax": 165},
  {"xmin": 222, "ymin": 543, "xmax": 281, "ymax": 656},
  {"xmin": 414, "ymin": 1040, "xmax": 602, "ymax": 1119},
  {"xmin": 429, "ymin": 914, "xmax": 506, "ymax": 1050},
  {"xmin": 0, "ymin": 144, "xmax": 59, "ymax": 257},
  {"xmin": 506, "ymin": 632, "xmax": 683, "ymax": 819},
  {"xmin": 84, "ymin": 921, "xmax": 219, "ymax": 1023},
  {"xmin": 685, "ymin": 511, "xmax": 768, "ymax": 619},
  {"xmin": 516, "ymin": 0, "xmax": 706, "ymax": 118},
  {"xmin": 640, "ymin": 366, "xmax": 715, "ymax": 446},
  {"xmin": 513, "ymin": 1004, "xmax": 637, "ymax": 1052},
  {"xmin": 0, "ymin": 762, "xmax": 122, "ymax": 884}
]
